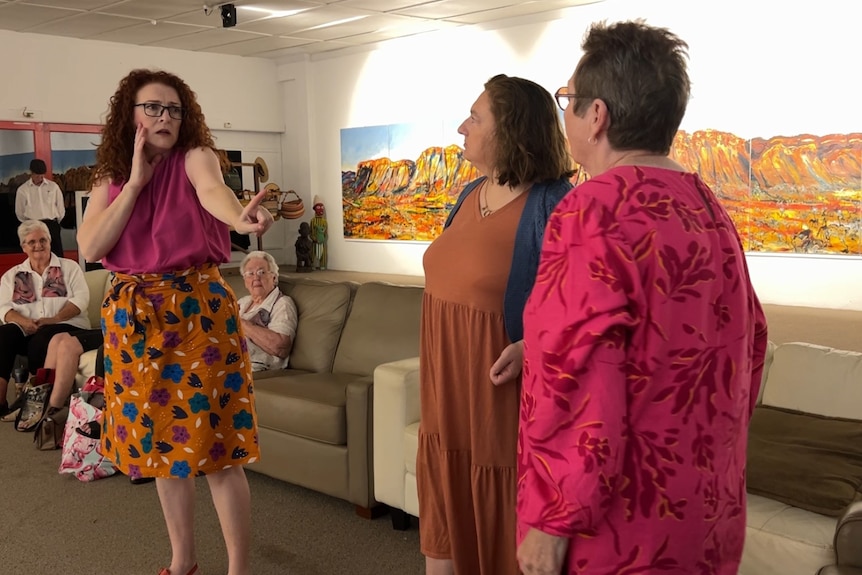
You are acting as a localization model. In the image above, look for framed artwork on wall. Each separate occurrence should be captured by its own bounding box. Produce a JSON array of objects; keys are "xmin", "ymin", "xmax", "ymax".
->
[
  {"xmin": 341, "ymin": 121, "xmax": 861, "ymax": 255},
  {"xmin": 341, "ymin": 122, "xmax": 478, "ymax": 242}
]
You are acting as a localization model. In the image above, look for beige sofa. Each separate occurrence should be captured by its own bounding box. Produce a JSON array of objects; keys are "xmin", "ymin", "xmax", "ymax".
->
[
  {"xmin": 67, "ymin": 268, "xmax": 424, "ymax": 515},
  {"xmin": 374, "ymin": 320, "xmax": 862, "ymax": 573}
]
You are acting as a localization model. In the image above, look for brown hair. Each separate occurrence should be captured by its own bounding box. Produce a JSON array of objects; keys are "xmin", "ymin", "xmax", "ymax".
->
[
  {"xmin": 573, "ymin": 20, "xmax": 690, "ymax": 155},
  {"xmin": 91, "ymin": 69, "xmax": 224, "ymax": 185},
  {"xmin": 483, "ymin": 74, "xmax": 573, "ymax": 187}
]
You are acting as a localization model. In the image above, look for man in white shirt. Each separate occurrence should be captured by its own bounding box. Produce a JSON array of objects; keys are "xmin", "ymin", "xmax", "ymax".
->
[{"xmin": 15, "ymin": 159, "xmax": 65, "ymax": 258}]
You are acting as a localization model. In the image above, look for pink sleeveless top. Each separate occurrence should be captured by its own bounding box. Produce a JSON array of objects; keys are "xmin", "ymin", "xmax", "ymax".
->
[{"xmin": 102, "ymin": 149, "xmax": 230, "ymax": 274}]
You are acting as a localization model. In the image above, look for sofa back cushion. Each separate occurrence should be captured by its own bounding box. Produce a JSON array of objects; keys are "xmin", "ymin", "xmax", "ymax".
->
[
  {"xmin": 83, "ymin": 269, "xmax": 112, "ymax": 328},
  {"xmin": 333, "ymin": 282, "xmax": 422, "ymax": 376},
  {"xmin": 762, "ymin": 342, "xmax": 862, "ymax": 419},
  {"xmin": 747, "ymin": 405, "xmax": 862, "ymax": 516},
  {"xmin": 286, "ymin": 281, "xmax": 353, "ymax": 373}
]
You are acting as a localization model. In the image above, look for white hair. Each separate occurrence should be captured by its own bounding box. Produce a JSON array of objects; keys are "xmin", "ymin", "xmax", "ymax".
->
[
  {"xmin": 17, "ymin": 220, "xmax": 50, "ymax": 244},
  {"xmin": 239, "ymin": 250, "xmax": 279, "ymax": 276}
]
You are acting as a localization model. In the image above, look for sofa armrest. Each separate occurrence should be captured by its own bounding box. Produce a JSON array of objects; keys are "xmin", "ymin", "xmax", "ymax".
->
[
  {"xmin": 372, "ymin": 357, "xmax": 420, "ymax": 509},
  {"xmin": 346, "ymin": 375, "xmax": 375, "ymax": 508},
  {"xmin": 835, "ymin": 501, "xmax": 862, "ymax": 567},
  {"xmin": 75, "ymin": 348, "xmax": 99, "ymax": 390}
]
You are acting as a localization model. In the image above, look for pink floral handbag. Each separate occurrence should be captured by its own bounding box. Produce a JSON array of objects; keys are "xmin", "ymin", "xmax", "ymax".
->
[{"xmin": 58, "ymin": 376, "xmax": 117, "ymax": 482}]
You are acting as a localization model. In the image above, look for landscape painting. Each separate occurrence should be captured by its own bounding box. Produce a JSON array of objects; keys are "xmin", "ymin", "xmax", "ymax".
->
[
  {"xmin": 342, "ymin": 122, "xmax": 861, "ymax": 254},
  {"xmin": 341, "ymin": 122, "xmax": 477, "ymax": 241},
  {"xmin": 670, "ymin": 131, "xmax": 861, "ymax": 255}
]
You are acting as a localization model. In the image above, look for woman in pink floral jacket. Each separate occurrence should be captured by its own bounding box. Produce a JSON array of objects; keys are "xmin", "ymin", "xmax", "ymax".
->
[{"xmin": 516, "ymin": 20, "xmax": 769, "ymax": 575}]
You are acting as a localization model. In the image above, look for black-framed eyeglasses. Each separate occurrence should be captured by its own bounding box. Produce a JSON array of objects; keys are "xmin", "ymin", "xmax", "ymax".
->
[
  {"xmin": 554, "ymin": 88, "xmax": 594, "ymax": 112},
  {"xmin": 135, "ymin": 102, "xmax": 186, "ymax": 120}
]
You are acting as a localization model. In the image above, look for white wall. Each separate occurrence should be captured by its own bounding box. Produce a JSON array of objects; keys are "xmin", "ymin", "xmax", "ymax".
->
[
  {"xmin": 0, "ymin": 29, "xmax": 283, "ymax": 132},
  {"xmin": 279, "ymin": 0, "xmax": 862, "ymax": 310},
  {"xmin": 1, "ymin": 29, "xmax": 294, "ymax": 262}
]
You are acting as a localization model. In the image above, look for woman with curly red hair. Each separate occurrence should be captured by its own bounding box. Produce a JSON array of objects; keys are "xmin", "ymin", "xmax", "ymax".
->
[{"xmin": 78, "ymin": 69, "xmax": 272, "ymax": 575}]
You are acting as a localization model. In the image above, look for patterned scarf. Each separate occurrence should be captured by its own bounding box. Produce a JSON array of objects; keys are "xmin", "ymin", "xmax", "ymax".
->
[{"xmin": 13, "ymin": 267, "xmax": 67, "ymax": 304}]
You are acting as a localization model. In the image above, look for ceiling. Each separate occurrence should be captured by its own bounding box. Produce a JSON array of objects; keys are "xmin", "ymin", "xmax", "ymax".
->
[{"xmin": 0, "ymin": 0, "xmax": 599, "ymax": 60}]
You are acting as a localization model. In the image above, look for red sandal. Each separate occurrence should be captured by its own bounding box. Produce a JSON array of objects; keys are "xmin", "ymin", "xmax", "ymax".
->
[{"xmin": 158, "ymin": 565, "xmax": 198, "ymax": 575}]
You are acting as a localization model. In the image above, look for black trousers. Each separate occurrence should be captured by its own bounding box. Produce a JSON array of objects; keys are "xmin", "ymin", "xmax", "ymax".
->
[
  {"xmin": 0, "ymin": 323, "xmax": 80, "ymax": 380},
  {"xmin": 41, "ymin": 218, "xmax": 64, "ymax": 258}
]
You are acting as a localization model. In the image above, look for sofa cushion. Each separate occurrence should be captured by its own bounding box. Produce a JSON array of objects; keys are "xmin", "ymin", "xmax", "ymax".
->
[
  {"xmin": 743, "ymin": 493, "xmax": 836, "ymax": 575},
  {"xmin": 747, "ymin": 405, "xmax": 862, "ymax": 516},
  {"xmin": 83, "ymin": 268, "xmax": 111, "ymax": 328},
  {"xmin": 762, "ymin": 342, "xmax": 862, "ymax": 419},
  {"xmin": 287, "ymin": 282, "xmax": 352, "ymax": 373},
  {"xmin": 253, "ymin": 372, "xmax": 371, "ymax": 445},
  {"xmin": 333, "ymin": 282, "xmax": 422, "ymax": 376}
]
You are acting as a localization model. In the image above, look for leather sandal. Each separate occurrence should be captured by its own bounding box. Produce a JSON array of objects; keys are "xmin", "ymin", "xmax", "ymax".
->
[{"xmin": 158, "ymin": 564, "xmax": 199, "ymax": 575}]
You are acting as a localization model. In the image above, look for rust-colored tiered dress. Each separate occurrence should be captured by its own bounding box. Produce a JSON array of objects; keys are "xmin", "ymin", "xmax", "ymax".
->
[{"xmin": 417, "ymin": 186, "xmax": 527, "ymax": 575}]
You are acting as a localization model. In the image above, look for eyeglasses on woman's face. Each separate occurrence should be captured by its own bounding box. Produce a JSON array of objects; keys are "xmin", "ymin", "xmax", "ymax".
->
[
  {"xmin": 242, "ymin": 268, "xmax": 274, "ymax": 279},
  {"xmin": 135, "ymin": 102, "xmax": 186, "ymax": 120},
  {"xmin": 23, "ymin": 237, "xmax": 49, "ymax": 249},
  {"xmin": 554, "ymin": 88, "xmax": 594, "ymax": 112}
]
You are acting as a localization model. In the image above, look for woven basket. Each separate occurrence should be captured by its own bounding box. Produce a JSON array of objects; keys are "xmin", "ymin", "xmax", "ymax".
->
[
  {"xmin": 280, "ymin": 190, "xmax": 305, "ymax": 220},
  {"xmin": 238, "ymin": 189, "xmax": 254, "ymax": 207}
]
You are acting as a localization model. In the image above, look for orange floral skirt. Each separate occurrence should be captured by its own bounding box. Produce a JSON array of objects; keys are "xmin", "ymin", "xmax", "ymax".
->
[{"xmin": 100, "ymin": 264, "xmax": 260, "ymax": 479}]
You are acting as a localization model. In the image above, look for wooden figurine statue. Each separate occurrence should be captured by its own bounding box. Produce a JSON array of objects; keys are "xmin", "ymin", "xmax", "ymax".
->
[
  {"xmin": 310, "ymin": 196, "xmax": 328, "ymax": 270},
  {"xmin": 295, "ymin": 222, "xmax": 314, "ymax": 273}
]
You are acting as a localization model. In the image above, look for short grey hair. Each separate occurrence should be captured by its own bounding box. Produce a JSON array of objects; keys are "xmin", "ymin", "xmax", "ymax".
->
[
  {"xmin": 240, "ymin": 250, "xmax": 279, "ymax": 276},
  {"xmin": 18, "ymin": 220, "xmax": 50, "ymax": 244}
]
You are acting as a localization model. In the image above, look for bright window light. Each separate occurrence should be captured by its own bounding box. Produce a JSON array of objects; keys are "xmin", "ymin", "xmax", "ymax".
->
[
  {"xmin": 239, "ymin": 6, "xmax": 307, "ymax": 18},
  {"xmin": 305, "ymin": 15, "xmax": 368, "ymax": 30}
]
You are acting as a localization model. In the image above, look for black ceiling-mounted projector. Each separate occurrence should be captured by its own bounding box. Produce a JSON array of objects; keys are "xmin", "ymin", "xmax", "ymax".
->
[{"xmin": 220, "ymin": 4, "xmax": 237, "ymax": 28}]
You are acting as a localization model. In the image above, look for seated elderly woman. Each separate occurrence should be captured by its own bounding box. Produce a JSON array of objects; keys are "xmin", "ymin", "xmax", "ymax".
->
[
  {"xmin": 0, "ymin": 220, "xmax": 90, "ymax": 417},
  {"xmin": 237, "ymin": 250, "xmax": 297, "ymax": 371}
]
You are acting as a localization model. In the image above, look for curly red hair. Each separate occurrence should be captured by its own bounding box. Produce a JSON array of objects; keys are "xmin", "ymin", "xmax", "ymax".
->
[{"xmin": 91, "ymin": 69, "xmax": 225, "ymax": 185}]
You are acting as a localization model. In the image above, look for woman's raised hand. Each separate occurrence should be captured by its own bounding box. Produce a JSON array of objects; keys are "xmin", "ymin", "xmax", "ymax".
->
[
  {"xmin": 127, "ymin": 123, "xmax": 164, "ymax": 192},
  {"xmin": 234, "ymin": 188, "xmax": 274, "ymax": 236}
]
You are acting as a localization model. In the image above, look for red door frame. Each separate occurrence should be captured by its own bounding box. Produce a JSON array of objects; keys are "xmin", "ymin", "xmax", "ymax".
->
[{"xmin": 0, "ymin": 121, "xmax": 102, "ymax": 175}]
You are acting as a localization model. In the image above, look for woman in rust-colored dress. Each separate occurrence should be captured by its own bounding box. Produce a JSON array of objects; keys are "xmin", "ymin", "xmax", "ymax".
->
[{"xmin": 417, "ymin": 74, "xmax": 573, "ymax": 575}]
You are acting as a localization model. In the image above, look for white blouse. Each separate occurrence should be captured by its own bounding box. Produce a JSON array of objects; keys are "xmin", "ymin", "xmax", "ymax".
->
[
  {"xmin": 0, "ymin": 255, "xmax": 90, "ymax": 329},
  {"xmin": 237, "ymin": 288, "xmax": 298, "ymax": 371}
]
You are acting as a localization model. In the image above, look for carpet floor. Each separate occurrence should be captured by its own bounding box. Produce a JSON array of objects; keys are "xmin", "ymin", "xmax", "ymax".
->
[{"xmin": 0, "ymin": 421, "xmax": 423, "ymax": 575}]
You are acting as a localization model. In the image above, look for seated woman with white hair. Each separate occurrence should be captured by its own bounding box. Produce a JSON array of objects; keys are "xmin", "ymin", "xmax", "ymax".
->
[
  {"xmin": 0, "ymin": 220, "xmax": 90, "ymax": 417},
  {"xmin": 237, "ymin": 250, "xmax": 298, "ymax": 371}
]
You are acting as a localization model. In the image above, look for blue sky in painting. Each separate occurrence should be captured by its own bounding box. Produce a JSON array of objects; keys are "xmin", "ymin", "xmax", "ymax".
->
[{"xmin": 341, "ymin": 121, "xmax": 466, "ymax": 172}]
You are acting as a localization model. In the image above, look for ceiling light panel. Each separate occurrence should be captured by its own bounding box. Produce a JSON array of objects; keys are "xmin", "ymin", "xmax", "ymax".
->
[
  {"xmin": 27, "ymin": 0, "xmax": 123, "ymax": 10},
  {"xmin": 90, "ymin": 21, "xmax": 207, "ymax": 44},
  {"xmin": 29, "ymin": 13, "xmax": 146, "ymax": 37},
  {"xmin": 337, "ymin": 0, "xmax": 441, "ymax": 10},
  {"xmin": 207, "ymin": 35, "xmax": 314, "ymax": 56},
  {"xmin": 236, "ymin": 4, "xmax": 372, "ymax": 35},
  {"xmin": 290, "ymin": 13, "xmax": 413, "ymax": 41},
  {"xmin": 160, "ymin": 3, "xmax": 286, "ymax": 28},
  {"xmin": 447, "ymin": 1, "xmax": 581, "ymax": 24},
  {"xmin": 96, "ymin": 1, "xmax": 203, "ymax": 20},
  {"xmin": 247, "ymin": 39, "xmax": 356, "ymax": 60},
  {"xmin": 396, "ymin": 0, "xmax": 520, "ymax": 19},
  {"xmin": 150, "ymin": 27, "xmax": 265, "ymax": 50},
  {"xmin": 341, "ymin": 17, "xmax": 457, "ymax": 43}
]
